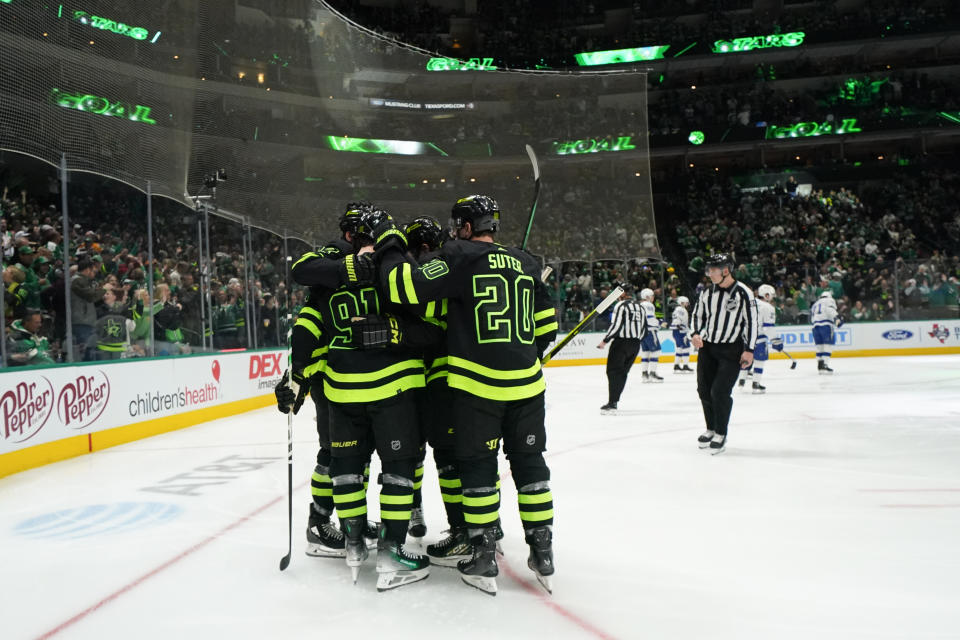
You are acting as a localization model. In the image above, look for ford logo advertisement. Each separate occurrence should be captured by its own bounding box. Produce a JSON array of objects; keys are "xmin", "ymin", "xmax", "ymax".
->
[{"xmin": 882, "ymin": 329, "xmax": 914, "ymax": 341}]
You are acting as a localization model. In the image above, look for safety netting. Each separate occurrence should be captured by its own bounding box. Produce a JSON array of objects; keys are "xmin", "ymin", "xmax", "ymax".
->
[{"xmin": 0, "ymin": 0, "xmax": 658, "ymax": 260}]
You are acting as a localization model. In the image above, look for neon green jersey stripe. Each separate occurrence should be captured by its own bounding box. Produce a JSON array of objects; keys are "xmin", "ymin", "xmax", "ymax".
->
[
  {"xmin": 295, "ymin": 317, "xmax": 322, "ymax": 339},
  {"xmin": 402, "ymin": 263, "xmax": 420, "ymax": 304},
  {"xmin": 291, "ymin": 252, "xmax": 319, "ymax": 270},
  {"xmin": 438, "ymin": 477, "xmax": 462, "ymax": 488},
  {"xmin": 534, "ymin": 322, "xmax": 558, "ymax": 336},
  {"xmin": 380, "ymin": 494, "xmax": 414, "ymax": 505},
  {"xmin": 336, "ymin": 505, "xmax": 367, "ymax": 518},
  {"xmin": 464, "ymin": 511, "xmax": 500, "ymax": 524},
  {"xmin": 447, "ymin": 356, "xmax": 541, "ymax": 380},
  {"xmin": 299, "ymin": 306, "xmax": 323, "ymax": 321},
  {"xmin": 448, "ymin": 374, "xmax": 545, "ymax": 401},
  {"xmin": 534, "ymin": 308, "xmax": 555, "ymax": 321},
  {"xmin": 335, "ymin": 489, "xmax": 367, "ymax": 503},
  {"xmin": 389, "ymin": 267, "xmax": 401, "ymax": 304},
  {"xmin": 325, "ymin": 359, "xmax": 425, "ymax": 383},
  {"xmin": 324, "ymin": 375, "xmax": 425, "ymax": 403}
]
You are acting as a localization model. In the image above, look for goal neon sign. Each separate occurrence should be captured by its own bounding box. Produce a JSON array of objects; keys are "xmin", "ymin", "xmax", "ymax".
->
[
  {"xmin": 426, "ymin": 58, "xmax": 497, "ymax": 71},
  {"xmin": 554, "ymin": 136, "xmax": 637, "ymax": 155},
  {"xmin": 765, "ymin": 118, "xmax": 861, "ymax": 139},
  {"xmin": 51, "ymin": 89, "xmax": 157, "ymax": 125}
]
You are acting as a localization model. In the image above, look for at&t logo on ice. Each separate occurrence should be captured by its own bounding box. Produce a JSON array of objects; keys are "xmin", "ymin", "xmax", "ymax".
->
[{"xmin": 1, "ymin": 377, "xmax": 55, "ymax": 443}]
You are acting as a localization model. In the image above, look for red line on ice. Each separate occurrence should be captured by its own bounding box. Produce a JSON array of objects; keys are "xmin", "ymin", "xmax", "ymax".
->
[{"xmin": 35, "ymin": 488, "xmax": 294, "ymax": 639}]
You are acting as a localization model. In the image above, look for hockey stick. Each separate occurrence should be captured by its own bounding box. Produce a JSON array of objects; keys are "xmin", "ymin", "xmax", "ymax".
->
[
  {"xmin": 520, "ymin": 144, "xmax": 541, "ymax": 252},
  {"xmin": 540, "ymin": 265, "xmax": 553, "ymax": 282},
  {"xmin": 782, "ymin": 349, "xmax": 798, "ymax": 369},
  {"xmin": 542, "ymin": 285, "xmax": 624, "ymax": 365},
  {"xmin": 279, "ymin": 320, "xmax": 294, "ymax": 571}
]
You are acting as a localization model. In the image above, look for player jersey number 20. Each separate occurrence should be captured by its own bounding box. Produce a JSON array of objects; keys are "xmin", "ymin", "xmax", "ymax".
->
[{"xmin": 472, "ymin": 274, "xmax": 535, "ymax": 344}]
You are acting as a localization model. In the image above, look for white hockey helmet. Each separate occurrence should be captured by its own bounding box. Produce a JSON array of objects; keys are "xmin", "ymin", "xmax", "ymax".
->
[
  {"xmin": 677, "ymin": 295, "xmax": 689, "ymax": 306},
  {"xmin": 819, "ymin": 290, "xmax": 833, "ymax": 298},
  {"xmin": 757, "ymin": 284, "xmax": 775, "ymax": 300},
  {"xmin": 640, "ymin": 288, "xmax": 654, "ymax": 301}
]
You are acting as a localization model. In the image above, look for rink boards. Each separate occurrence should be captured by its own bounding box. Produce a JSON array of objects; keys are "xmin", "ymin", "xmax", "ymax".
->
[
  {"xmin": 2, "ymin": 319, "xmax": 958, "ymax": 477},
  {"xmin": 542, "ymin": 319, "xmax": 960, "ymax": 366}
]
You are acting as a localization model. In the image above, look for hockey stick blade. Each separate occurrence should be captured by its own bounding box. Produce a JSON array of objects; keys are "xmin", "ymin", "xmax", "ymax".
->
[{"xmin": 542, "ymin": 285, "xmax": 623, "ymax": 365}]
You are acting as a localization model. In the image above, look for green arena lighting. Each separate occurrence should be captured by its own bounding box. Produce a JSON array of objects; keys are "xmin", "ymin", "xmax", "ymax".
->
[
  {"xmin": 51, "ymin": 89, "xmax": 157, "ymax": 125},
  {"xmin": 688, "ymin": 131, "xmax": 705, "ymax": 145},
  {"xmin": 326, "ymin": 136, "xmax": 444, "ymax": 155},
  {"xmin": 574, "ymin": 46, "xmax": 670, "ymax": 66},
  {"xmin": 765, "ymin": 118, "xmax": 861, "ymax": 140},
  {"xmin": 72, "ymin": 10, "xmax": 152, "ymax": 41},
  {"xmin": 426, "ymin": 57, "xmax": 497, "ymax": 71},
  {"xmin": 553, "ymin": 136, "xmax": 637, "ymax": 155},
  {"xmin": 713, "ymin": 32, "xmax": 804, "ymax": 54}
]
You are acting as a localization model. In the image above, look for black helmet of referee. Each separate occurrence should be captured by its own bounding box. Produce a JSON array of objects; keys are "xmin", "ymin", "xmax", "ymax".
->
[
  {"xmin": 451, "ymin": 194, "xmax": 500, "ymax": 237},
  {"xmin": 704, "ymin": 253, "xmax": 735, "ymax": 272}
]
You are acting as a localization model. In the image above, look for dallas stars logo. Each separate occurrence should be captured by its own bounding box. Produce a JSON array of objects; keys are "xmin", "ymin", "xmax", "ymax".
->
[
  {"xmin": 928, "ymin": 323, "xmax": 950, "ymax": 343},
  {"xmin": 105, "ymin": 318, "xmax": 123, "ymax": 338}
]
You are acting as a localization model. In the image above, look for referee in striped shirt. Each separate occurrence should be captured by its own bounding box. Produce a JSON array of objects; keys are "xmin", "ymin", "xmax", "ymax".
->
[
  {"xmin": 690, "ymin": 254, "xmax": 759, "ymax": 454},
  {"xmin": 597, "ymin": 285, "xmax": 646, "ymax": 413}
]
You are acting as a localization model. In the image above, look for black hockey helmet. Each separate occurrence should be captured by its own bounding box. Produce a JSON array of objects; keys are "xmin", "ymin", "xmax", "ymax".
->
[
  {"xmin": 704, "ymin": 252, "xmax": 735, "ymax": 271},
  {"xmin": 339, "ymin": 201, "xmax": 373, "ymax": 236},
  {"xmin": 450, "ymin": 195, "xmax": 500, "ymax": 236},
  {"xmin": 405, "ymin": 216, "xmax": 444, "ymax": 253}
]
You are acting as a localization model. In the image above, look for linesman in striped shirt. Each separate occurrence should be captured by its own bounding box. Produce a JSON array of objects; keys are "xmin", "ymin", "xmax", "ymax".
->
[
  {"xmin": 597, "ymin": 285, "xmax": 646, "ymax": 414},
  {"xmin": 690, "ymin": 254, "xmax": 759, "ymax": 454}
]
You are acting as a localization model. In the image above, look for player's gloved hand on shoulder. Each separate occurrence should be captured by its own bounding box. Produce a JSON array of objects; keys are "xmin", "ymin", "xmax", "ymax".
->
[
  {"xmin": 340, "ymin": 253, "xmax": 377, "ymax": 286},
  {"xmin": 360, "ymin": 208, "xmax": 407, "ymax": 251},
  {"xmin": 770, "ymin": 336, "xmax": 784, "ymax": 352},
  {"xmin": 275, "ymin": 369, "xmax": 308, "ymax": 415},
  {"xmin": 349, "ymin": 313, "xmax": 402, "ymax": 349},
  {"xmin": 836, "ymin": 316, "xmax": 844, "ymax": 328}
]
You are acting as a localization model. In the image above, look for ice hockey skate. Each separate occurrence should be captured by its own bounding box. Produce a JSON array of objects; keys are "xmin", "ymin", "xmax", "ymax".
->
[
  {"xmin": 408, "ymin": 507, "xmax": 426, "ymax": 539},
  {"xmin": 818, "ymin": 361, "xmax": 834, "ymax": 375},
  {"xmin": 376, "ymin": 529, "xmax": 430, "ymax": 591},
  {"xmin": 698, "ymin": 429, "xmax": 715, "ymax": 449},
  {"xmin": 648, "ymin": 372, "xmax": 664, "ymax": 383},
  {"xmin": 458, "ymin": 528, "xmax": 499, "ymax": 596},
  {"xmin": 525, "ymin": 526, "xmax": 555, "ymax": 594},
  {"xmin": 341, "ymin": 516, "xmax": 370, "ymax": 583},
  {"xmin": 752, "ymin": 381, "xmax": 766, "ymax": 394},
  {"xmin": 305, "ymin": 506, "xmax": 346, "ymax": 558},
  {"xmin": 600, "ymin": 402, "xmax": 617, "ymax": 415},
  {"xmin": 681, "ymin": 365, "xmax": 694, "ymax": 373},
  {"xmin": 426, "ymin": 528, "xmax": 472, "ymax": 567},
  {"xmin": 641, "ymin": 371, "xmax": 650, "ymax": 383},
  {"xmin": 709, "ymin": 433, "xmax": 726, "ymax": 455}
]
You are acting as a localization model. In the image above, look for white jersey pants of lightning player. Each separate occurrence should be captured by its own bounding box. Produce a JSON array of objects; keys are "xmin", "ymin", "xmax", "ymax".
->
[
  {"xmin": 739, "ymin": 298, "xmax": 776, "ymax": 391},
  {"xmin": 638, "ymin": 292, "xmax": 662, "ymax": 382},
  {"xmin": 811, "ymin": 293, "xmax": 839, "ymax": 373}
]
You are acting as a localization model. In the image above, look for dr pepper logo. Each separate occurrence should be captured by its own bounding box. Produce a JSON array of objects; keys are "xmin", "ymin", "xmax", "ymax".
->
[
  {"xmin": 57, "ymin": 370, "xmax": 111, "ymax": 430},
  {"xmin": 1, "ymin": 377, "xmax": 55, "ymax": 443}
]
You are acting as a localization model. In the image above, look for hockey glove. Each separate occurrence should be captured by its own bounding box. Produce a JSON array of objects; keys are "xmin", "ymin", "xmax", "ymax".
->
[
  {"xmin": 340, "ymin": 253, "xmax": 377, "ymax": 286},
  {"xmin": 770, "ymin": 336, "xmax": 784, "ymax": 352},
  {"xmin": 361, "ymin": 208, "xmax": 407, "ymax": 251},
  {"xmin": 836, "ymin": 316, "xmax": 844, "ymax": 328},
  {"xmin": 348, "ymin": 313, "xmax": 402, "ymax": 349},
  {"xmin": 275, "ymin": 369, "xmax": 308, "ymax": 415}
]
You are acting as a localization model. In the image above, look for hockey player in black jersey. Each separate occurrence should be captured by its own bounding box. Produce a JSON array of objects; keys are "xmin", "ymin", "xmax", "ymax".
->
[
  {"xmin": 401, "ymin": 216, "xmax": 472, "ymax": 563},
  {"xmin": 275, "ymin": 242, "xmax": 347, "ymax": 559},
  {"xmin": 363, "ymin": 195, "xmax": 559, "ymax": 595},
  {"xmin": 313, "ymin": 217, "xmax": 444, "ymax": 591}
]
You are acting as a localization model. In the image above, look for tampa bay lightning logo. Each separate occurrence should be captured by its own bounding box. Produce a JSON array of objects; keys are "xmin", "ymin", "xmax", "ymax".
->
[{"xmin": 13, "ymin": 502, "xmax": 182, "ymax": 540}]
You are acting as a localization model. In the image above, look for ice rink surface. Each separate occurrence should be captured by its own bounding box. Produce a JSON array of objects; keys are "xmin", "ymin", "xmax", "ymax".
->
[{"xmin": 2, "ymin": 355, "xmax": 959, "ymax": 640}]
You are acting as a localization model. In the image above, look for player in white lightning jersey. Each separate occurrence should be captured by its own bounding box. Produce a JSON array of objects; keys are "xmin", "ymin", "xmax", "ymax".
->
[
  {"xmin": 638, "ymin": 288, "xmax": 663, "ymax": 382},
  {"xmin": 737, "ymin": 284, "xmax": 777, "ymax": 393},
  {"xmin": 671, "ymin": 296, "xmax": 694, "ymax": 373},
  {"xmin": 811, "ymin": 290, "xmax": 840, "ymax": 374}
]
